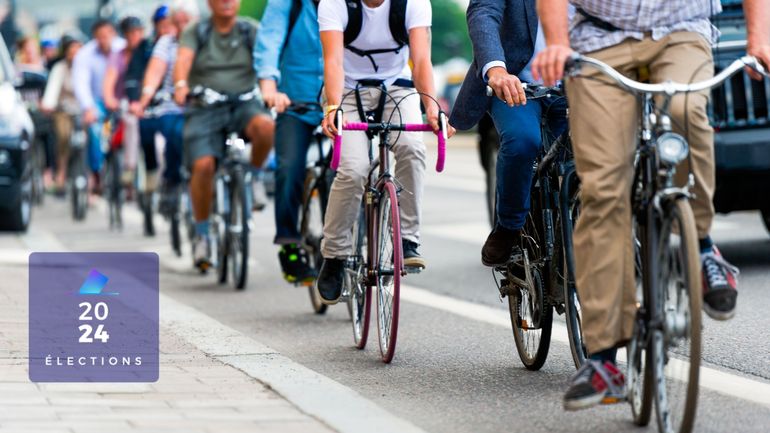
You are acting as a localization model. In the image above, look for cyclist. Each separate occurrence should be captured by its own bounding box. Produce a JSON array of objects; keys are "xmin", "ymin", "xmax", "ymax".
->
[
  {"xmin": 531, "ymin": 0, "xmax": 770, "ymax": 411},
  {"xmin": 103, "ymin": 17, "xmax": 146, "ymax": 201},
  {"xmin": 173, "ymin": 0, "xmax": 275, "ymax": 271},
  {"xmin": 254, "ymin": 0, "xmax": 324, "ymax": 284},
  {"xmin": 41, "ymin": 37, "xmax": 83, "ymax": 196},
  {"xmin": 315, "ymin": 0, "xmax": 455, "ymax": 303},
  {"xmin": 449, "ymin": 0, "xmax": 568, "ymax": 267},
  {"xmin": 125, "ymin": 4, "xmax": 187, "ymax": 236},
  {"xmin": 72, "ymin": 19, "xmax": 125, "ymax": 192}
]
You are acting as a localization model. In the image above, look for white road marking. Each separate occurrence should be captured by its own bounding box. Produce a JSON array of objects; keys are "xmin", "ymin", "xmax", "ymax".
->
[
  {"xmin": 401, "ymin": 284, "xmax": 770, "ymax": 408},
  {"xmin": 422, "ymin": 222, "xmax": 489, "ymax": 246}
]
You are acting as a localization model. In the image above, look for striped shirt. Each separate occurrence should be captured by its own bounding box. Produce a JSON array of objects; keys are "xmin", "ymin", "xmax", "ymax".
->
[{"xmin": 569, "ymin": 0, "xmax": 722, "ymax": 53}]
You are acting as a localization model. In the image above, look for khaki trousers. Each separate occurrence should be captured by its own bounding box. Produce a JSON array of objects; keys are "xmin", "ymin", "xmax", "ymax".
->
[
  {"xmin": 321, "ymin": 86, "xmax": 426, "ymax": 258},
  {"xmin": 566, "ymin": 32, "xmax": 715, "ymax": 354}
]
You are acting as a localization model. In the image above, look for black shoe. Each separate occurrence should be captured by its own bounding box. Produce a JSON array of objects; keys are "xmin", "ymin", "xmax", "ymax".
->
[
  {"xmin": 316, "ymin": 258, "xmax": 345, "ymax": 305},
  {"xmin": 279, "ymin": 244, "xmax": 318, "ymax": 285},
  {"xmin": 403, "ymin": 240, "xmax": 426, "ymax": 270},
  {"xmin": 481, "ymin": 226, "xmax": 521, "ymax": 267},
  {"xmin": 143, "ymin": 208, "xmax": 155, "ymax": 237}
]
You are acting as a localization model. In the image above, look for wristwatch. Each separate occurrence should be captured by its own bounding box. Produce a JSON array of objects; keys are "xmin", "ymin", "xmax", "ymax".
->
[{"xmin": 174, "ymin": 80, "xmax": 188, "ymax": 90}]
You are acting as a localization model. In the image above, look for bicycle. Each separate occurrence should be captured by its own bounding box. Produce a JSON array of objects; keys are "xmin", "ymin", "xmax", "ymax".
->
[
  {"xmin": 564, "ymin": 53, "xmax": 767, "ymax": 433},
  {"xmin": 189, "ymin": 86, "xmax": 257, "ymax": 290},
  {"xmin": 485, "ymin": 84, "xmax": 587, "ymax": 370},
  {"xmin": 68, "ymin": 115, "xmax": 89, "ymax": 222},
  {"xmin": 102, "ymin": 107, "xmax": 128, "ymax": 231},
  {"xmin": 331, "ymin": 89, "xmax": 448, "ymax": 363}
]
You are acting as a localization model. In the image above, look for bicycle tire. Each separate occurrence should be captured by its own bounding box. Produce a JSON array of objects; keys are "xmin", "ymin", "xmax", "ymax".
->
[
  {"xmin": 170, "ymin": 212, "xmax": 182, "ymax": 257},
  {"xmin": 629, "ymin": 220, "xmax": 654, "ymax": 426},
  {"xmin": 300, "ymin": 170, "xmax": 328, "ymax": 314},
  {"xmin": 348, "ymin": 200, "xmax": 369, "ymax": 348},
  {"xmin": 652, "ymin": 199, "xmax": 702, "ymax": 433},
  {"xmin": 229, "ymin": 169, "xmax": 250, "ymax": 290},
  {"xmin": 560, "ymin": 173, "xmax": 587, "ymax": 368},
  {"xmin": 509, "ymin": 186, "xmax": 553, "ymax": 371},
  {"xmin": 214, "ymin": 177, "xmax": 229, "ymax": 282},
  {"xmin": 375, "ymin": 182, "xmax": 401, "ymax": 363}
]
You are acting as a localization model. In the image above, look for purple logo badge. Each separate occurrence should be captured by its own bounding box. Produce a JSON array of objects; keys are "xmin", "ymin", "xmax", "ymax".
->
[{"xmin": 29, "ymin": 253, "xmax": 159, "ymax": 382}]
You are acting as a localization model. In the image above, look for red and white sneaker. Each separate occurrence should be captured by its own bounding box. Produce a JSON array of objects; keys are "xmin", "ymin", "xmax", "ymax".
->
[
  {"xmin": 701, "ymin": 246, "xmax": 739, "ymax": 321},
  {"xmin": 563, "ymin": 360, "xmax": 625, "ymax": 411}
]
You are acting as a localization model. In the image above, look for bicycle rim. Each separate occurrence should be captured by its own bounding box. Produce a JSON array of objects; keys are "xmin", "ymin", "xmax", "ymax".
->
[
  {"xmin": 229, "ymin": 172, "xmax": 249, "ymax": 290},
  {"xmin": 509, "ymin": 267, "xmax": 553, "ymax": 370},
  {"xmin": 562, "ymin": 180, "xmax": 587, "ymax": 368},
  {"xmin": 171, "ymin": 213, "xmax": 182, "ymax": 257},
  {"xmin": 629, "ymin": 222, "xmax": 653, "ymax": 425},
  {"xmin": 300, "ymin": 174, "xmax": 328, "ymax": 314},
  {"xmin": 376, "ymin": 183, "xmax": 401, "ymax": 363},
  {"xmin": 349, "ymin": 203, "xmax": 370, "ymax": 348},
  {"xmin": 652, "ymin": 199, "xmax": 702, "ymax": 433}
]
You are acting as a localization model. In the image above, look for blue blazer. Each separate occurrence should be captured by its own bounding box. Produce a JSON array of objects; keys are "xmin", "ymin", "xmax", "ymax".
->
[{"xmin": 450, "ymin": 0, "xmax": 538, "ymax": 130}]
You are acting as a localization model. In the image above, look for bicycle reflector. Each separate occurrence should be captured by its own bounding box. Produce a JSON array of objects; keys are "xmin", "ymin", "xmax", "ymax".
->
[{"xmin": 656, "ymin": 132, "xmax": 689, "ymax": 166}]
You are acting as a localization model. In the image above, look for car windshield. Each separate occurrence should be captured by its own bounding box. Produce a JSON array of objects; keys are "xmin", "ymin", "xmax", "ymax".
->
[{"xmin": 0, "ymin": 36, "xmax": 11, "ymax": 83}]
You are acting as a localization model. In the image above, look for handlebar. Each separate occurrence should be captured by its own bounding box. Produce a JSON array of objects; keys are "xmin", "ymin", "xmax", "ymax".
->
[
  {"xmin": 565, "ymin": 53, "xmax": 768, "ymax": 95},
  {"xmin": 188, "ymin": 86, "xmax": 261, "ymax": 106},
  {"xmin": 331, "ymin": 110, "xmax": 448, "ymax": 173}
]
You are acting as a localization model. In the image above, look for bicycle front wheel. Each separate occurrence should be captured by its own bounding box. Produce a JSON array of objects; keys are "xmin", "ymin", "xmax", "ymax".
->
[
  {"xmin": 300, "ymin": 171, "xmax": 328, "ymax": 314},
  {"xmin": 229, "ymin": 169, "xmax": 250, "ymax": 290},
  {"xmin": 375, "ymin": 182, "xmax": 402, "ymax": 363},
  {"xmin": 560, "ymin": 173, "xmax": 587, "ymax": 368},
  {"xmin": 652, "ymin": 198, "xmax": 702, "ymax": 433},
  {"xmin": 348, "ymin": 200, "xmax": 369, "ymax": 348}
]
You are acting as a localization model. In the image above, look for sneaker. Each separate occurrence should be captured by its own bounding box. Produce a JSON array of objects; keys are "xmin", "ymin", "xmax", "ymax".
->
[
  {"xmin": 251, "ymin": 177, "xmax": 268, "ymax": 211},
  {"xmin": 316, "ymin": 258, "xmax": 345, "ymax": 304},
  {"xmin": 403, "ymin": 240, "xmax": 426, "ymax": 270},
  {"xmin": 279, "ymin": 244, "xmax": 318, "ymax": 284},
  {"xmin": 701, "ymin": 246, "xmax": 739, "ymax": 321},
  {"xmin": 193, "ymin": 236, "xmax": 212, "ymax": 273},
  {"xmin": 564, "ymin": 360, "xmax": 625, "ymax": 411},
  {"xmin": 481, "ymin": 225, "xmax": 521, "ymax": 267}
]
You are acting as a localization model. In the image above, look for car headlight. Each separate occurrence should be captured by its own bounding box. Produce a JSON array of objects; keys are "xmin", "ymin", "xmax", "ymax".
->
[
  {"xmin": 0, "ymin": 149, "xmax": 9, "ymax": 167},
  {"xmin": 657, "ymin": 132, "xmax": 689, "ymax": 166}
]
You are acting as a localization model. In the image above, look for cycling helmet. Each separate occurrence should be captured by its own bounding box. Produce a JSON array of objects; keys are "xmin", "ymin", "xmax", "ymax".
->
[
  {"xmin": 153, "ymin": 5, "xmax": 170, "ymax": 23},
  {"xmin": 119, "ymin": 16, "xmax": 144, "ymax": 36}
]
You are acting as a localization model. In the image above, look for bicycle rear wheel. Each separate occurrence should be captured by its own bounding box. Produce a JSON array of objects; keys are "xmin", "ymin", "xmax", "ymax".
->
[
  {"xmin": 229, "ymin": 169, "xmax": 250, "ymax": 290},
  {"xmin": 300, "ymin": 171, "xmax": 328, "ymax": 314},
  {"xmin": 70, "ymin": 149, "xmax": 88, "ymax": 221},
  {"xmin": 561, "ymin": 172, "xmax": 587, "ymax": 368},
  {"xmin": 375, "ymin": 182, "xmax": 401, "ymax": 363},
  {"xmin": 347, "ymin": 200, "xmax": 369, "ymax": 348},
  {"xmin": 106, "ymin": 151, "xmax": 123, "ymax": 230},
  {"xmin": 652, "ymin": 199, "xmax": 702, "ymax": 433}
]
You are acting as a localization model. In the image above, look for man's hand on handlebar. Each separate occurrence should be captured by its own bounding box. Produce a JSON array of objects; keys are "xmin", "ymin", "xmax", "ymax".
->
[
  {"xmin": 532, "ymin": 44, "xmax": 575, "ymax": 87},
  {"xmin": 747, "ymin": 42, "xmax": 770, "ymax": 81},
  {"xmin": 260, "ymin": 79, "xmax": 292, "ymax": 113},
  {"xmin": 174, "ymin": 85, "xmax": 189, "ymax": 107},
  {"xmin": 426, "ymin": 106, "xmax": 456, "ymax": 138},
  {"xmin": 322, "ymin": 110, "xmax": 342, "ymax": 139},
  {"xmin": 487, "ymin": 67, "xmax": 526, "ymax": 107}
]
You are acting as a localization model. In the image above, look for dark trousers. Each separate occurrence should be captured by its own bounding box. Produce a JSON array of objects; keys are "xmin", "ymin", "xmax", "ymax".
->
[
  {"xmin": 488, "ymin": 95, "xmax": 568, "ymax": 230},
  {"xmin": 273, "ymin": 113, "xmax": 316, "ymax": 245},
  {"xmin": 139, "ymin": 113, "xmax": 184, "ymax": 184}
]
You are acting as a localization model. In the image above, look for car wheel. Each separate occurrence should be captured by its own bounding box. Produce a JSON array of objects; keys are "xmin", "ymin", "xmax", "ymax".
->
[
  {"xmin": 1, "ymin": 180, "xmax": 32, "ymax": 232},
  {"xmin": 762, "ymin": 209, "xmax": 770, "ymax": 235}
]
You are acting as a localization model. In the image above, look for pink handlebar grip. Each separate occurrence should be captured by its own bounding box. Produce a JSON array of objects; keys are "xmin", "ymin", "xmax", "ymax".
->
[
  {"xmin": 331, "ymin": 134, "xmax": 342, "ymax": 170},
  {"xmin": 343, "ymin": 122, "xmax": 369, "ymax": 131},
  {"xmin": 403, "ymin": 124, "xmax": 433, "ymax": 132},
  {"xmin": 436, "ymin": 130, "xmax": 446, "ymax": 173}
]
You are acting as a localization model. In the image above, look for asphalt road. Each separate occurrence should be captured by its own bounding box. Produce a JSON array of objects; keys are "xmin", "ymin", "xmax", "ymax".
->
[{"xmin": 19, "ymin": 138, "xmax": 770, "ymax": 433}]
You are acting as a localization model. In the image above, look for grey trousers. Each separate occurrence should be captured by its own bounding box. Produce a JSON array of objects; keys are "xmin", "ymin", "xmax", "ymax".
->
[{"xmin": 321, "ymin": 85, "xmax": 427, "ymax": 258}]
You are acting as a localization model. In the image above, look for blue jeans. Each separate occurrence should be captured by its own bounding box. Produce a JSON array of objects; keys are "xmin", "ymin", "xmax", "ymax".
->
[
  {"xmin": 273, "ymin": 113, "xmax": 316, "ymax": 245},
  {"xmin": 139, "ymin": 113, "xmax": 184, "ymax": 185},
  {"xmin": 86, "ymin": 103, "xmax": 107, "ymax": 174},
  {"xmin": 489, "ymin": 95, "xmax": 568, "ymax": 230}
]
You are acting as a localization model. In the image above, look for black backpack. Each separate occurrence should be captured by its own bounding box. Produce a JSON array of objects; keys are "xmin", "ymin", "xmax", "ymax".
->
[
  {"xmin": 343, "ymin": 0, "xmax": 409, "ymax": 72},
  {"xmin": 195, "ymin": 18, "xmax": 257, "ymax": 56}
]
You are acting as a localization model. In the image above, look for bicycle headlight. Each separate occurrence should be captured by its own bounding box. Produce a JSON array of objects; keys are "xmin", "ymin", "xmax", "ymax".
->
[{"xmin": 656, "ymin": 132, "xmax": 689, "ymax": 166}]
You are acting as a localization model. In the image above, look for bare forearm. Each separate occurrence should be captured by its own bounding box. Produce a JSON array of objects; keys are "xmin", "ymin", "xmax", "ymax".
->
[
  {"xmin": 173, "ymin": 48, "xmax": 193, "ymax": 85},
  {"xmin": 140, "ymin": 59, "xmax": 167, "ymax": 107},
  {"xmin": 413, "ymin": 60, "xmax": 436, "ymax": 112},
  {"xmin": 744, "ymin": 0, "xmax": 770, "ymax": 48},
  {"xmin": 537, "ymin": 0, "xmax": 570, "ymax": 46}
]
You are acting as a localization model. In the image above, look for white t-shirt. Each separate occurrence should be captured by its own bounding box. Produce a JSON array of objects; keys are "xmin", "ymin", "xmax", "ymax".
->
[{"xmin": 318, "ymin": 0, "xmax": 431, "ymax": 88}]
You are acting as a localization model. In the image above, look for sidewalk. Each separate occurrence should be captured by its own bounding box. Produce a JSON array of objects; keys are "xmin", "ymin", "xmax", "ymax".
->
[{"xmin": 0, "ymin": 234, "xmax": 335, "ymax": 433}]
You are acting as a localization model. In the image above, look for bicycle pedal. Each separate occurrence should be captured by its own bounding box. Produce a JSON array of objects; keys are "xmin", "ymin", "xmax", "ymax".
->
[
  {"xmin": 404, "ymin": 266, "xmax": 423, "ymax": 275},
  {"xmin": 600, "ymin": 395, "xmax": 627, "ymax": 405}
]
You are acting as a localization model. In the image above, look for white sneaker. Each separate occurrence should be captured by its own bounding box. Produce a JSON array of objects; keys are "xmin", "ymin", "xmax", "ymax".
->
[
  {"xmin": 251, "ymin": 178, "xmax": 268, "ymax": 211},
  {"xmin": 193, "ymin": 236, "xmax": 211, "ymax": 272}
]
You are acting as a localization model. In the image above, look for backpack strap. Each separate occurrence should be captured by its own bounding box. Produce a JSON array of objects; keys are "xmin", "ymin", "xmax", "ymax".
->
[
  {"xmin": 280, "ymin": 0, "xmax": 305, "ymax": 61},
  {"xmin": 388, "ymin": 0, "xmax": 409, "ymax": 46},
  {"xmin": 343, "ymin": 0, "xmax": 363, "ymax": 46},
  {"xmin": 195, "ymin": 19, "xmax": 256, "ymax": 57},
  {"xmin": 194, "ymin": 20, "xmax": 212, "ymax": 56},
  {"xmin": 236, "ymin": 18, "xmax": 257, "ymax": 53}
]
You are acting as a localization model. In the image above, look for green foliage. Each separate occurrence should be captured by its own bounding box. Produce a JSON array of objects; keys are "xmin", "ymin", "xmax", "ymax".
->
[
  {"xmin": 431, "ymin": 0, "xmax": 472, "ymax": 64},
  {"xmin": 240, "ymin": 0, "xmax": 268, "ymax": 19}
]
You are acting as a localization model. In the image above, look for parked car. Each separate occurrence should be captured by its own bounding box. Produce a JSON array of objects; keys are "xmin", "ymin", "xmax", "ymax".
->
[
  {"xmin": 478, "ymin": 2, "xmax": 770, "ymax": 235},
  {"xmin": 0, "ymin": 34, "xmax": 36, "ymax": 231}
]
